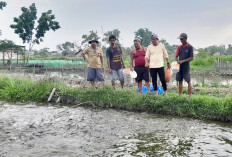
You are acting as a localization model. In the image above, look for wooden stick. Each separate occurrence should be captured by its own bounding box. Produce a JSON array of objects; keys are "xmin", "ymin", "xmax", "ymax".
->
[
  {"xmin": 47, "ymin": 88, "xmax": 56, "ymax": 102},
  {"xmin": 56, "ymin": 96, "xmax": 61, "ymax": 103}
]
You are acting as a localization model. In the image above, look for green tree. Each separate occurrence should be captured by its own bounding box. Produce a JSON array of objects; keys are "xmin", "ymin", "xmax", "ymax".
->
[
  {"xmin": 0, "ymin": 1, "xmax": 7, "ymax": 37},
  {"xmin": 0, "ymin": 1, "xmax": 6, "ymax": 10},
  {"xmin": 10, "ymin": 3, "xmax": 60, "ymax": 64},
  {"xmin": 228, "ymin": 44, "xmax": 232, "ymax": 49},
  {"xmin": 38, "ymin": 48, "xmax": 49, "ymax": 57},
  {"xmin": 226, "ymin": 44, "xmax": 232, "ymax": 54},
  {"xmin": 57, "ymin": 41, "xmax": 81, "ymax": 56},
  {"xmin": 81, "ymin": 30, "xmax": 100, "ymax": 48},
  {"xmin": 121, "ymin": 46, "xmax": 132, "ymax": 61},
  {"xmin": 102, "ymin": 29, "xmax": 121, "ymax": 45},
  {"xmin": 134, "ymin": 28, "xmax": 152, "ymax": 47},
  {"xmin": 204, "ymin": 45, "xmax": 226, "ymax": 54},
  {"xmin": 159, "ymin": 39, "xmax": 178, "ymax": 55}
]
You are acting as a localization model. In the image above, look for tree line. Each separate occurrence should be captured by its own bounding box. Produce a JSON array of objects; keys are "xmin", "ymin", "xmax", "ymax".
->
[{"xmin": 1, "ymin": 2, "xmax": 232, "ymax": 62}]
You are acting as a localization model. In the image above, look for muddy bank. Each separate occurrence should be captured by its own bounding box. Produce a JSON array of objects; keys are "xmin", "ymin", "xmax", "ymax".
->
[{"xmin": 0, "ymin": 102, "xmax": 232, "ymax": 156}]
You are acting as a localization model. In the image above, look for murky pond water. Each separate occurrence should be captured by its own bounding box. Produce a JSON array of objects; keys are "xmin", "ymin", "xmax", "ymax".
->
[
  {"xmin": 2, "ymin": 69, "xmax": 232, "ymax": 87},
  {"xmin": 30, "ymin": 69, "xmax": 232, "ymax": 86},
  {"xmin": 0, "ymin": 101, "xmax": 231, "ymax": 157}
]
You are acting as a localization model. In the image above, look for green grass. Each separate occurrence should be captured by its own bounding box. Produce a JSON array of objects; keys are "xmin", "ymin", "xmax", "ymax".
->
[
  {"xmin": 190, "ymin": 55, "xmax": 232, "ymax": 71},
  {"xmin": 0, "ymin": 76, "xmax": 232, "ymax": 122},
  {"xmin": 28, "ymin": 56, "xmax": 84, "ymax": 61}
]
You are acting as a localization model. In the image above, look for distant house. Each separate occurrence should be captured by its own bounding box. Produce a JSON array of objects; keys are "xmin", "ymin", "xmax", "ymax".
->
[{"xmin": 213, "ymin": 52, "xmax": 221, "ymax": 56}]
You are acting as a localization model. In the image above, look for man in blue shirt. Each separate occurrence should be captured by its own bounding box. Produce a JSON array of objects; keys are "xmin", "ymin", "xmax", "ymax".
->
[
  {"xmin": 175, "ymin": 33, "xmax": 194, "ymax": 99},
  {"xmin": 106, "ymin": 35, "xmax": 126, "ymax": 89}
]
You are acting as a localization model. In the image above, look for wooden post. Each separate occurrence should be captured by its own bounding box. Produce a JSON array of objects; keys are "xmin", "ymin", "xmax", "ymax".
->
[
  {"xmin": 47, "ymin": 88, "xmax": 56, "ymax": 102},
  {"xmin": 62, "ymin": 64, "xmax": 64, "ymax": 76},
  {"xmin": 56, "ymin": 96, "xmax": 61, "ymax": 103},
  {"xmin": 17, "ymin": 51, "xmax": 19, "ymax": 67},
  {"xmin": 3, "ymin": 51, "xmax": 5, "ymax": 66},
  {"xmin": 33, "ymin": 64, "xmax": 35, "ymax": 75}
]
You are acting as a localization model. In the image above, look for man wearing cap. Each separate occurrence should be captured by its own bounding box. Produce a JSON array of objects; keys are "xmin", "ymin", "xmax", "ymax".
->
[
  {"xmin": 130, "ymin": 38, "xmax": 150, "ymax": 93},
  {"xmin": 175, "ymin": 33, "xmax": 194, "ymax": 99},
  {"xmin": 81, "ymin": 39, "xmax": 105, "ymax": 88},
  {"xmin": 106, "ymin": 35, "xmax": 126, "ymax": 89},
  {"xmin": 145, "ymin": 33, "xmax": 170, "ymax": 96}
]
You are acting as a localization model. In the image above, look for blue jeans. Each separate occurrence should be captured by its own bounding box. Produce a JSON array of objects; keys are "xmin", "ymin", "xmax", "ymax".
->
[{"xmin": 111, "ymin": 69, "xmax": 124, "ymax": 82}]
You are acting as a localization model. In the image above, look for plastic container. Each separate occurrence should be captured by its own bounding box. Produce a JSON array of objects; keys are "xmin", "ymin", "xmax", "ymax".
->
[
  {"xmin": 165, "ymin": 68, "xmax": 173, "ymax": 83},
  {"xmin": 130, "ymin": 70, "xmax": 137, "ymax": 78},
  {"xmin": 171, "ymin": 61, "xmax": 180, "ymax": 73}
]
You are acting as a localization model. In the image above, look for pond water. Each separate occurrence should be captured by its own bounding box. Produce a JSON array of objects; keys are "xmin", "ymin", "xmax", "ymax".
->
[
  {"xmin": 0, "ymin": 102, "xmax": 231, "ymax": 156},
  {"xmin": 22, "ymin": 69, "xmax": 232, "ymax": 87}
]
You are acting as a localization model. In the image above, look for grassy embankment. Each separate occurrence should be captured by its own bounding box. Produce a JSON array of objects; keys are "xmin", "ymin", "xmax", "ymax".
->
[
  {"xmin": 191, "ymin": 54, "xmax": 232, "ymax": 71},
  {"xmin": 0, "ymin": 76, "xmax": 231, "ymax": 122}
]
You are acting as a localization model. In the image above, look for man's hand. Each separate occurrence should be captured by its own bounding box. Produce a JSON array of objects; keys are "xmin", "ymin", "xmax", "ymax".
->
[
  {"xmin": 102, "ymin": 67, "xmax": 105, "ymax": 72},
  {"xmin": 177, "ymin": 60, "xmax": 183, "ymax": 64},
  {"xmin": 145, "ymin": 63, "xmax": 149, "ymax": 68},
  {"xmin": 84, "ymin": 58, "xmax": 88, "ymax": 63},
  {"xmin": 130, "ymin": 67, "xmax": 133, "ymax": 71},
  {"xmin": 167, "ymin": 63, "xmax": 171, "ymax": 69},
  {"xmin": 123, "ymin": 64, "xmax": 126, "ymax": 69},
  {"xmin": 109, "ymin": 68, "xmax": 112, "ymax": 74}
]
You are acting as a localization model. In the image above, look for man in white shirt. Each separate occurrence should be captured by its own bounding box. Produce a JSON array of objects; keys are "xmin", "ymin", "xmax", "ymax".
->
[{"xmin": 145, "ymin": 33, "xmax": 170, "ymax": 96}]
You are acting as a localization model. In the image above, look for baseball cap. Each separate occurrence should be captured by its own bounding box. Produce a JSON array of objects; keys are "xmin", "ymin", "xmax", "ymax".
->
[
  {"xmin": 134, "ymin": 38, "xmax": 142, "ymax": 43},
  {"xmin": 151, "ymin": 33, "xmax": 159, "ymax": 40},
  {"xmin": 178, "ymin": 33, "xmax": 188, "ymax": 39}
]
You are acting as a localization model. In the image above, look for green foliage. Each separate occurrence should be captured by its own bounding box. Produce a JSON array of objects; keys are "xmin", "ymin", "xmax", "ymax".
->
[
  {"xmin": 204, "ymin": 45, "xmax": 226, "ymax": 54},
  {"xmin": 190, "ymin": 49, "xmax": 232, "ymax": 71},
  {"xmin": 0, "ymin": 76, "xmax": 60, "ymax": 102},
  {"xmin": 121, "ymin": 46, "xmax": 132, "ymax": 61},
  {"xmin": 0, "ymin": 40, "xmax": 23, "ymax": 63},
  {"xmin": 10, "ymin": 3, "xmax": 37, "ymax": 45},
  {"xmin": 35, "ymin": 10, "xmax": 60, "ymax": 44},
  {"xmin": 134, "ymin": 28, "xmax": 152, "ymax": 47},
  {"xmin": 0, "ymin": 1, "xmax": 6, "ymax": 10},
  {"xmin": 0, "ymin": 40, "xmax": 19, "ymax": 51},
  {"xmin": 37, "ymin": 48, "xmax": 49, "ymax": 57},
  {"xmin": 102, "ymin": 29, "xmax": 121, "ymax": 45},
  {"xmin": 81, "ymin": 30, "xmax": 100, "ymax": 47},
  {"xmin": 10, "ymin": 3, "xmax": 60, "ymax": 50},
  {"xmin": 160, "ymin": 39, "xmax": 178, "ymax": 55},
  {"xmin": 1, "ymin": 76, "xmax": 232, "ymax": 122},
  {"xmin": 57, "ymin": 41, "xmax": 81, "ymax": 56}
]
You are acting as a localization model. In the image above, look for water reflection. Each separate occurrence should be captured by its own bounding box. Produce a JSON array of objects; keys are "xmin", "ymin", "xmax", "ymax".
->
[{"xmin": 24, "ymin": 69, "xmax": 232, "ymax": 87}]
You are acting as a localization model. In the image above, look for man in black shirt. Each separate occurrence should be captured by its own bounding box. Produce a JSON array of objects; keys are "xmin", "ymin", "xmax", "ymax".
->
[
  {"xmin": 175, "ymin": 33, "xmax": 194, "ymax": 99},
  {"xmin": 106, "ymin": 35, "xmax": 126, "ymax": 89}
]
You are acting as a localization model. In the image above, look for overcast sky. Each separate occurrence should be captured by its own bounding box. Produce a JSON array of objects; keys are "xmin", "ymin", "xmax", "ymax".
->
[{"xmin": 0, "ymin": 0, "xmax": 232, "ymax": 51}]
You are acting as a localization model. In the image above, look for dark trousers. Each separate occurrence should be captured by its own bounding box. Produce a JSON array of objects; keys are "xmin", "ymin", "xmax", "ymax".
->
[{"xmin": 150, "ymin": 67, "xmax": 167, "ymax": 91}]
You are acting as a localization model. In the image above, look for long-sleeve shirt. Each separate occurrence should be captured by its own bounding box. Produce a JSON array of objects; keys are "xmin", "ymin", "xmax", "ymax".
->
[{"xmin": 145, "ymin": 43, "xmax": 169, "ymax": 68}]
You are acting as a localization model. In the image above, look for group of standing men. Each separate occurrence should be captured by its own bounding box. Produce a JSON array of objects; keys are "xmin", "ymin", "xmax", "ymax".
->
[{"xmin": 81, "ymin": 33, "xmax": 194, "ymax": 98}]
